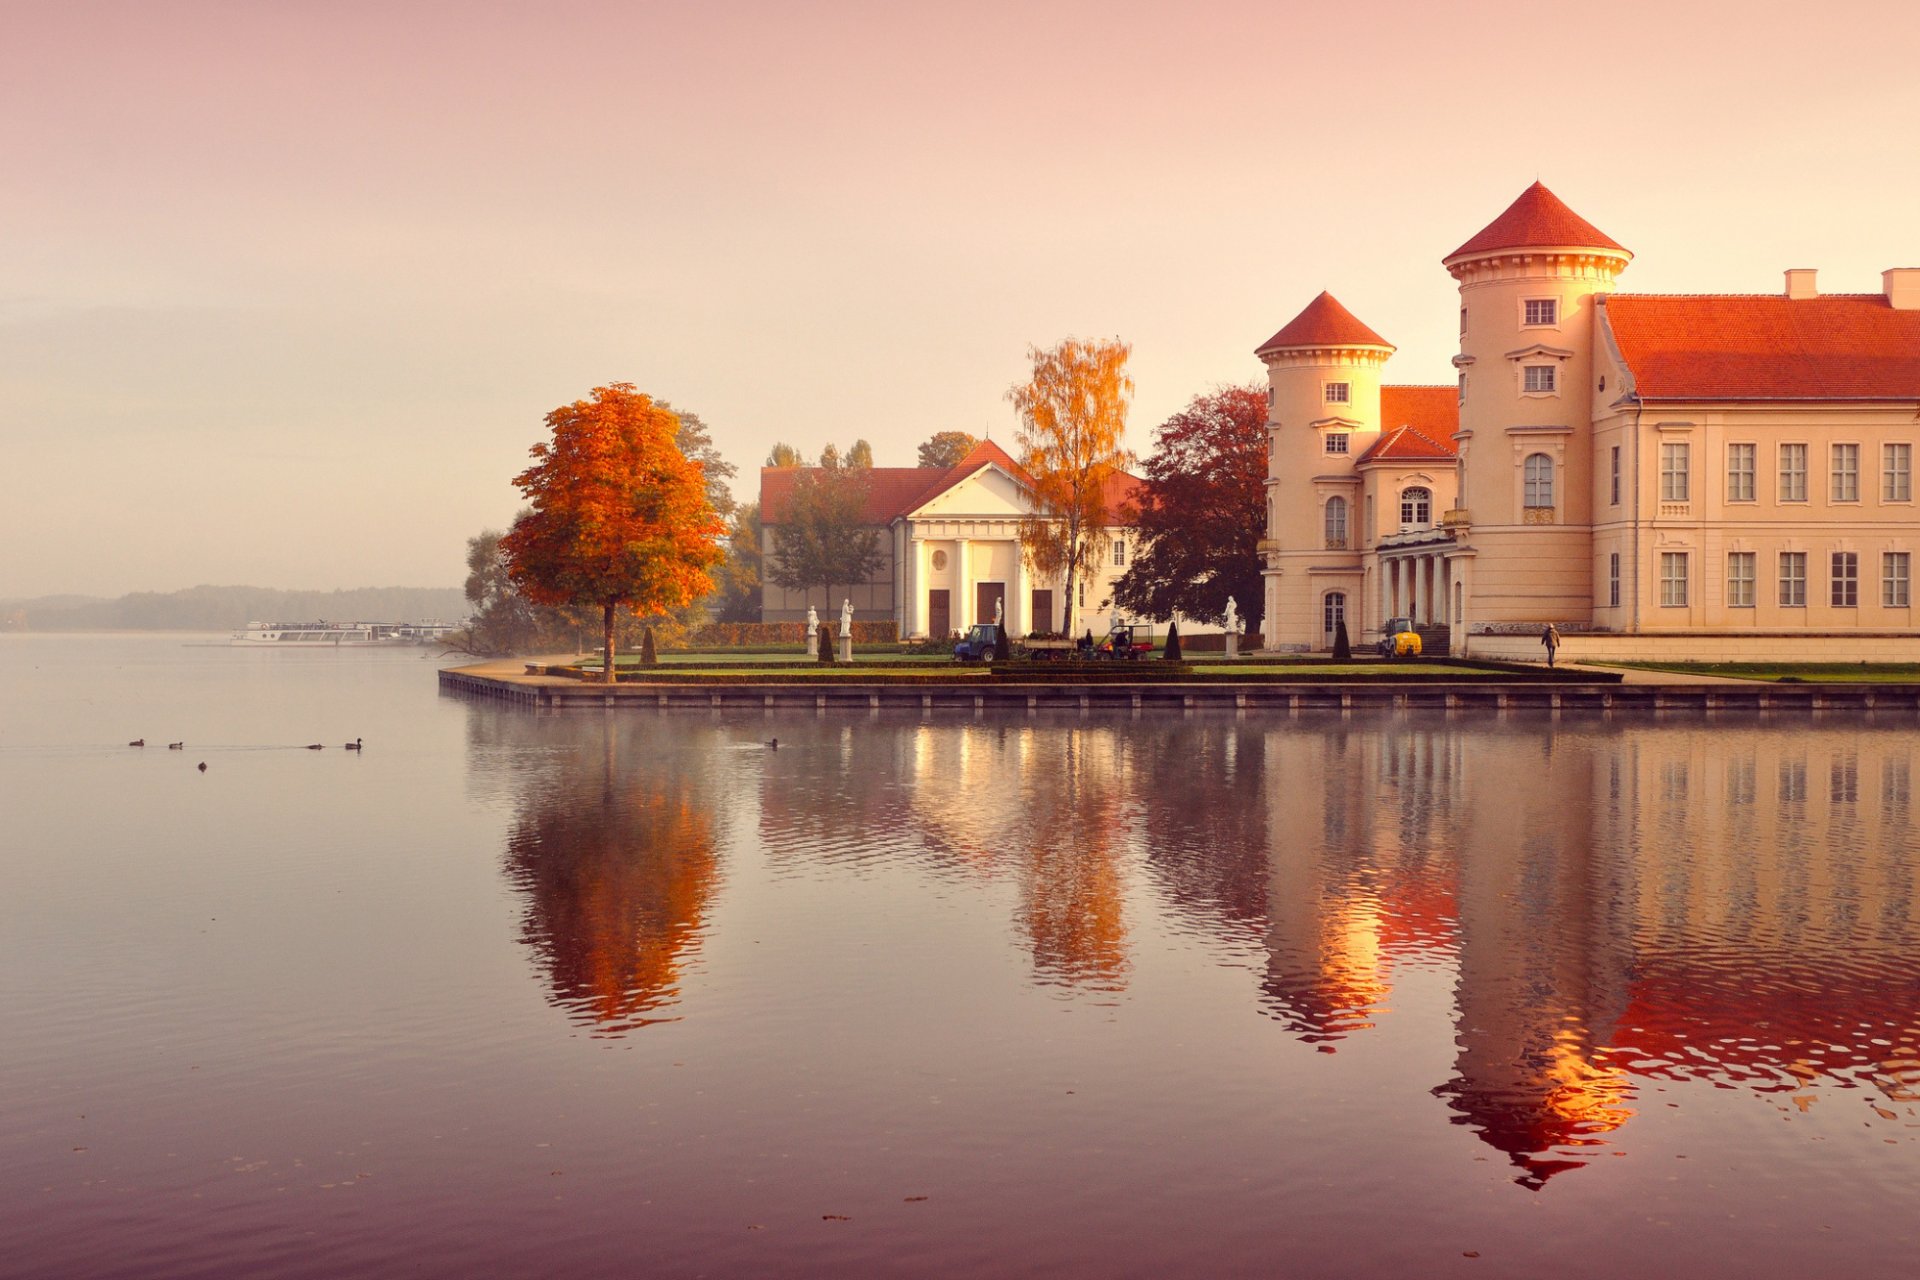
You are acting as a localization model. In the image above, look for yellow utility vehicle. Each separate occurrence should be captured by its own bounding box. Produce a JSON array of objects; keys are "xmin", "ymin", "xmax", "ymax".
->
[{"xmin": 1377, "ymin": 617, "xmax": 1423, "ymax": 659}]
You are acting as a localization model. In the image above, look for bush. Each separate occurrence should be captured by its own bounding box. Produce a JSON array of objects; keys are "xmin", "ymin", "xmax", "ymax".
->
[
  {"xmin": 993, "ymin": 623, "xmax": 1011, "ymax": 662},
  {"xmin": 1164, "ymin": 619, "xmax": 1182, "ymax": 661},
  {"xmin": 1332, "ymin": 619, "xmax": 1351, "ymax": 662},
  {"xmin": 688, "ymin": 620, "xmax": 899, "ymax": 647},
  {"xmin": 640, "ymin": 626, "xmax": 658, "ymax": 665},
  {"xmin": 817, "ymin": 624, "xmax": 835, "ymax": 664}
]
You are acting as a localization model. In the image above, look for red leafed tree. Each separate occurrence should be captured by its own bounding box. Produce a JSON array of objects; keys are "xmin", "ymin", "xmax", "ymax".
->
[
  {"xmin": 1112, "ymin": 385, "xmax": 1268, "ymax": 637},
  {"xmin": 502, "ymin": 384, "xmax": 725, "ymax": 684}
]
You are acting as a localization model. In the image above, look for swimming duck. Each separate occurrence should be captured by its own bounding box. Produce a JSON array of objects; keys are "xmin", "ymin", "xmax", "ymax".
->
[
  {"xmin": 344, "ymin": 738, "xmax": 363, "ymax": 750},
  {"xmin": 129, "ymin": 739, "xmax": 144, "ymax": 747},
  {"xmin": 168, "ymin": 742, "xmax": 184, "ymax": 750}
]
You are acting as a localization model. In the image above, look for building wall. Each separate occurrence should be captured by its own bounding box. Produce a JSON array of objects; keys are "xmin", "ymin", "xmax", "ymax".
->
[{"xmin": 759, "ymin": 524, "xmax": 898, "ymax": 623}]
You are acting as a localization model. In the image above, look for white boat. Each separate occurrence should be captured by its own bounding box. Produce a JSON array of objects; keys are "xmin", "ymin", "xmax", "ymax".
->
[{"xmin": 230, "ymin": 621, "xmax": 460, "ymax": 647}]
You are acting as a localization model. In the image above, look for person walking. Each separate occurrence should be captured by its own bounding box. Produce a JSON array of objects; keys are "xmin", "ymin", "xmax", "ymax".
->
[{"xmin": 1540, "ymin": 623, "xmax": 1561, "ymax": 669}]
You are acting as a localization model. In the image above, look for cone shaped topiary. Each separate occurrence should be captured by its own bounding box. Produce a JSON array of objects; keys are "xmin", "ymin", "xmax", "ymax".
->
[
  {"xmin": 993, "ymin": 622, "xmax": 1011, "ymax": 662},
  {"xmin": 1164, "ymin": 619, "xmax": 1182, "ymax": 661},
  {"xmin": 817, "ymin": 623, "xmax": 835, "ymax": 664},
  {"xmin": 641, "ymin": 626, "xmax": 657, "ymax": 666},
  {"xmin": 1332, "ymin": 619, "xmax": 1351, "ymax": 662}
]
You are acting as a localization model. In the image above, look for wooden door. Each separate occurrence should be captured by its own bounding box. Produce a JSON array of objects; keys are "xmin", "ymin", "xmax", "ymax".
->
[
  {"xmin": 928, "ymin": 590, "xmax": 950, "ymax": 639},
  {"xmin": 976, "ymin": 582, "xmax": 1005, "ymax": 630},
  {"xmin": 1030, "ymin": 590, "xmax": 1055, "ymax": 635}
]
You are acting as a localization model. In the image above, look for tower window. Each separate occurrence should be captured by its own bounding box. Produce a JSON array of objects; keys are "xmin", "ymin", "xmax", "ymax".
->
[
  {"xmin": 1324, "ymin": 382, "xmax": 1351, "ymax": 405},
  {"xmin": 1324, "ymin": 497, "xmax": 1349, "ymax": 550},
  {"xmin": 1523, "ymin": 453, "xmax": 1554, "ymax": 508},
  {"xmin": 1324, "ymin": 433, "xmax": 1349, "ymax": 455},
  {"xmin": 1523, "ymin": 298, "xmax": 1558, "ymax": 326},
  {"xmin": 1523, "ymin": 365, "xmax": 1557, "ymax": 394}
]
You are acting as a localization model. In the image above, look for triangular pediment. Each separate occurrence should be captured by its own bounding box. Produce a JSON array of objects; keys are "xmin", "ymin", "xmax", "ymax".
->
[{"xmin": 909, "ymin": 463, "xmax": 1031, "ymax": 519}]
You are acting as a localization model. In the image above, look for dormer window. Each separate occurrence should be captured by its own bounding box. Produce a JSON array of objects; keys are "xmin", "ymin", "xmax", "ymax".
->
[
  {"xmin": 1324, "ymin": 382, "xmax": 1351, "ymax": 405},
  {"xmin": 1523, "ymin": 366, "xmax": 1557, "ymax": 394},
  {"xmin": 1523, "ymin": 298, "xmax": 1558, "ymax": 327},
  {"xmin": 1324, "ymin": 432, "xmax": 1349, "ymax": 455}
]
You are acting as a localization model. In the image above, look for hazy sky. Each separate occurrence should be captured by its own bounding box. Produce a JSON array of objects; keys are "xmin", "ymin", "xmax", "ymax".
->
[{"xmin": 5, "ymin": 0, "xmax": 1918, "ymax": 597}]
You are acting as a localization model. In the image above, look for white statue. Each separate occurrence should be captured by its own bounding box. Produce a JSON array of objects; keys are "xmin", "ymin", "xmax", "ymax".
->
[
  {"xmin": 839, "ymin": 598, "xmax": 854, "ymax": 638},
  {"xmin": 1224, "ymin": 596, "xmax": 1239, "ymax": 634},
  {"xmin": 806, "ymin": 605, "xmax": 818, "ymax": 633},
  {"xmin": 994, "ymin": 597, "xmax": 1004, "ymax": 626}
]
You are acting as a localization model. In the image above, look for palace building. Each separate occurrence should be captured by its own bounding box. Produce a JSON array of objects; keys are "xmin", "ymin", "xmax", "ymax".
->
[{"xmin": 1259, "ymin": 182, "xmax": 1920, "ymax": 660}]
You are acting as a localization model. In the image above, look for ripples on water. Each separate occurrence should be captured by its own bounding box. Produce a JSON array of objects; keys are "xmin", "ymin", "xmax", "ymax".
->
[{"xmin": 4, "ymin": 636, "xmax": 1918, "ymax": 1278}]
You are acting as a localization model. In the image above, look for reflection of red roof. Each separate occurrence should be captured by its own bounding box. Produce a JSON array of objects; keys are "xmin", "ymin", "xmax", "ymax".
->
[
  {"xmin": 1357, "ymin": 387, "xmax": 1460, "ymax": 463},
  {"xmin": 1446, "ymin": 181, "xmax": 1628, "ymax": 264},
  {"xmin": 1256, "ymin": 291, "xmax": 1393, "ymax": 356},
  {"xmin": 1604, "ymin": 294, "xmax": 1920, "ymax": 401}
]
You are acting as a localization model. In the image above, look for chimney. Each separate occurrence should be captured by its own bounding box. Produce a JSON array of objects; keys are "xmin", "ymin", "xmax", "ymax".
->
[
  {"xmin": 1784, "ymin": 268, "xmax": 1818, "ymax": 300},
  {"xmin": 1885, "ymin": 268, "xmax": 1920, "ymax": 311}
]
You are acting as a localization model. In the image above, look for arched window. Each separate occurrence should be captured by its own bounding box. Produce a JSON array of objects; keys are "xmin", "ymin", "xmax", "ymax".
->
[
  {"xmin": 1523, "ymin": 453, "xmax": 1554, "ymax": 508},
  {"xmin": 1400, "ymin": 486, "xmax": 1432, "ymax": 527},
  {"xmin": 1324, "ymin": 496, "xmax": 1349, "ymax": 549}
]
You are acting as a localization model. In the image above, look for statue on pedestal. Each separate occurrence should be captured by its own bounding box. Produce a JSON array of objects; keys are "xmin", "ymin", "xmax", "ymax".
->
[
  {"xmin": 839, "ymin": 598, "xmax": 854, "ymax": 638},
  {"xmin": 1223, "ymin": 596, "xmax": 1239, "ymax": 634},
  {"xmin": 994, "ymin": 597, "xmax": 1003, "ymax": 626},
  {"xmin": 806, "ymin": 605, "xmax": 819, "ymax": 655}
]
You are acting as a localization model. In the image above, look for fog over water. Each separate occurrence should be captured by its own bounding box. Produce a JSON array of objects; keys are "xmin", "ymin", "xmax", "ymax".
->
[{"xmin": 4, "ymin": 634, "xmax": 1916, "ymax": 1277}]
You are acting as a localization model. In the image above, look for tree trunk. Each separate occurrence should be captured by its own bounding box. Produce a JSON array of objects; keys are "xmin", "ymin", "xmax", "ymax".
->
[{"xmin": 602, "ymin": 603, "xmax": 617, "ymax": 685}]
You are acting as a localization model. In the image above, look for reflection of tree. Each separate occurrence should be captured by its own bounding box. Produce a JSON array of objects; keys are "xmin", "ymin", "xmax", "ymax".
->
[
  {"xmin": 503, "ymin": 724, "xmax": 721, "ymax": 1035},
  {"xmin": 1012, "ymin": 730, "xmax": 1130, "ymax": 993}
]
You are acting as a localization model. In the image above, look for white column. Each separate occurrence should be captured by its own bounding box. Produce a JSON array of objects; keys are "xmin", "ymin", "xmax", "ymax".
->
[
  {"xmin": 1438, "ymin": 558, "xmax": 1451, "ymax": 628},
  {"xmin": 1379, "ymin": 561, "xmax": 1392, "ymax": 631},
  {"xmin": 1414, "ymin": 556, "xmax": 1428, "ymax": 623},
  {"xmin": 1389, "ymin": 559, "xmax": 1402, "ymax": 618},
  {"xmin": 913, "ymin": 534, "xmax": 930, "ymax": 637},
  {"xmin": 1009, "ymin": 541, "xmax": 1025, "ymax": 636},
  {"xmin": 956, "ymin": 537, "xmax": 971, "ymax": 627}
]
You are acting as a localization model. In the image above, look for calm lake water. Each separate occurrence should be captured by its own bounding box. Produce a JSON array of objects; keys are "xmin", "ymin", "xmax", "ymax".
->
[{"xmin": 3, "ymin": 633, "xmax": 1917, "ymax": 1278}]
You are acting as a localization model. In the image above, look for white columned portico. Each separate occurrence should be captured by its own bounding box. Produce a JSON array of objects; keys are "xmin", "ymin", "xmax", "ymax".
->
[
  {"xmin": 1412, "ymin": 556, "xmax": 1426, "ymax": 624},
  {"xmin": 1379, "ymin": 562, "xmax": 1392, "ymax": 631},
  {"xmin": 913, "ymin": 537, "xmax": 932, "ymax": 637},
  {"xmin": 1437, "ymin": 558, "xmax": 1450, "ymax": 627},
  {"xmin": 1010, "ymin": 545, "xmax": 1025, "ymax": 636},
  {"xmin": 956, "ymin": 537, "xmax": 972, "ymax": 628}
]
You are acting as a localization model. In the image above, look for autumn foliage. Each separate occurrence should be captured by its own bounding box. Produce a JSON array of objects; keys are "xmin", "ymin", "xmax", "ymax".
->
[
  {"xmin": 502, "ymin": 384, "xmax": 725, "ymax": 683},
  {"xmin": 1008, "ymin": 338, "xmax": 1136, "ymax": 634}
]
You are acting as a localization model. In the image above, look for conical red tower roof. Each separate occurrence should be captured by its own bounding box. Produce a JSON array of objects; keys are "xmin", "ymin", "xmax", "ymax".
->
[
  {"xmin": 1445, "ymin": 182, "xmax": 1629, "ymax": 264},
  {"xmin": 1255, "ymin": 291, "xmax": 1393, "ymax": 356}
]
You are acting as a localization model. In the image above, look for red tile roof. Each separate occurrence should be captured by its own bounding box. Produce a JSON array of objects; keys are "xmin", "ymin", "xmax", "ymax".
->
[
  {"xmin": 1445, "ymin": 182, "xmax": 1628, "ymax": 264},
  {"xmin": 1604, "ymin": 293, "xmax": 1920, "ymax": 401},
  {"xmin": 761, "ymin": 438, "xmax": 1145, "ymax": 524},
  {"xmin": 1256, "ymin": 291, "xmax": 1392, "ymax": 356},
  {"xmin": 1357, "ymin": 387, "xmax": 1460, "ymax": 463}
]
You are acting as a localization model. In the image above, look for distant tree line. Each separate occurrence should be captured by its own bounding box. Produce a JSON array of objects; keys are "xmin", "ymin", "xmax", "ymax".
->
[{"xmin": 6, "ymin": 585, "xmax": 469, "ymax": 632}]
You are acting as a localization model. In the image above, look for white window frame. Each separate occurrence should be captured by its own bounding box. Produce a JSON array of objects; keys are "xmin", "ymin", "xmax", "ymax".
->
[
  {"xmin": 1727, "ymin": 551, "xmax": 1756, "ymax": 608},
  {"xmin": 1779, "ymin": 552, "xmax": 1807, "ymax": 607},
  {"xmin": 1523, "ymin": 453, "xmax": 1554, "ymax": 509},
  {"xmin": 1112, "ymin": 539, "xmax": 1126, "ymax": 567},
  {"xmin": 1885, "ymin": 552, "xmax": 1911, "ymax": 607},
  {"xmin": 1324, "ymin": 496, "xmax": 1349, "ymax": 549},
  {"xmin": 1521, "ymin": 297, "xmax": 1559, "ymax": 327},
  {"xmin": 1885, "ymin": 443, "xmax": 1912, "ymax": 502},
  {"xmin": 1608, "ymin": 552, "xmax": 1621, "ymax": 608},
  {"xmin": 1726, "ymin": 443, "xmax": 1756, "ymax": 503},
  {"xmin": 1324, "ymin": 382, "xmax": 1351, "ymax": 405},
  {"xmin": 1400, "ymin": 487, "xmax": 1432, "ymax": 527},
  {"xmin": 1832, "ymin": 551, "xmax": 1859, "ymax": 608},
  {"xmin": 1522, "ymin": 365, "xmax": 1557, "ymax": 395},
  {"xmin": 1610, "ymin": 446, "xmax": 1621, "ymax": 506},
  {"xmin": 1660, "ymin": 552, "xmax": 1689, "ymax": 607},
  {"xmin": 1832, "ymin": 443, "xmax": 1860, "ymax": 503},
  {"xmin": 1324, "ymin": 432, "xmax": 1349, "ymax": 455},
  {"xmin": 1779, "ymin": 443, "xmax": 1808, "ymax": 503},
  {"xmin": 1660, "ymin": 441, "xmax": 1690, "ymax": 502}
]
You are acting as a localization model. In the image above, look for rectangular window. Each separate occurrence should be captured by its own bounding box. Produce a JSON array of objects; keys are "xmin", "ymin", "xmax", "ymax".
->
[
  {"xmin": 1112, "ymin": 539, "xmax": 1126, "ymax": 567},
  {"xmin": 1457, "ymin": 372, "xmax": 1466, "ymax": 405},
  {"xmin": 1727, "ymin": 551, "xmax": 1756, "ymax": 608},
  {"xmin": 1727, "ymin": 443, "xmax": 1756, "ymax": 502},
  {"xmin": 1832, "ymin": 444, "xmax": 1860, "ymax": 502},
  {"xmin": 1325, "ymin": 382, "xmax": 1350, "ymax": 405},
  {"xmin": 1885, "ymin": 443, "xmax": 1912, "ymax": 501},
  {"xmin": 1523, "ymin": 366, "xmax": 1557, "ymax": 393},
  {"xmin": 1608, "ymin": 553, "xmax": 1621, "ymax": 607},
  {"xmin": 1524, "ymin": 299, "xmax": 1558, "ymax": 326},
  {"xmin": 1884, "ymin": 552, "xmax": 1911, "ymax": 607},
  {"xmin": 1660, "ymin": 441, "xmax": 1690, "ymax": 502},
  {"xmin": 1832, "ymin": 551, "xmax": 1859, "ymax": 607},
  {"xmin": 1779, "ymin": 444, "xmax": 1807, "ymax": 502},
  {"xmin": 1324, "ymin": 433, "xmax": 1349, "ymax": 455},
  {"xmin": 1779, "ymin": 552, "xmax": 1807, "ymax": 607},
  {"xmin": 1459, "ymin": 306, "xmax": 1468, "ymax": 337},
  {"xmin": 1610, "ymin": 446, "xmax": 1621, "ymax": 506},
  {"xmin": 1660, "ymin": 552, "xmax": 1688, "ymax": 607}
]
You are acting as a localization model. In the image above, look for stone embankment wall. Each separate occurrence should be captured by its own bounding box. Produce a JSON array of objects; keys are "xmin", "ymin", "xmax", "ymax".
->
[{"xmin": 1469, "ymin": 631, "xmax": 1920, "ymax": 664}]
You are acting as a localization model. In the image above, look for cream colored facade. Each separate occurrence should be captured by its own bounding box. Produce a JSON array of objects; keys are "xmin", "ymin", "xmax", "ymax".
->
[{"xmin": 1260, "ymin": 184, "xmax": 1920, "ymax": 658}]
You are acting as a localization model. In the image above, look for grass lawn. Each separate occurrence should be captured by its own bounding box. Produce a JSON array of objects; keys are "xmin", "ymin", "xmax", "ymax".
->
[{"xmin": 1603, "ymin": 662, "xmax": 1920, "ymax": 683}]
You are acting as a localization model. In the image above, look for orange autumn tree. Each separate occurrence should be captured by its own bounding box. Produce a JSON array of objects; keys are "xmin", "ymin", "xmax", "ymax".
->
[
  {"xmin": 502, "ymin": 384, "xmax": 725, "ymax": 684},
  {"xmin": 1008, "ymin": 338, "xmax": 1136, "ymax": 634}
]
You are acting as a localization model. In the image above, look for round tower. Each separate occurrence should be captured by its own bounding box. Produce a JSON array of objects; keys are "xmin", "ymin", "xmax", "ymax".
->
[
  {"xmin": 1444, "ymin": 183, "xmax": 1630, "ymax": 640},
  {"xmin": 1256, "ymin": 292, "xmax": 1392, "ymax": 651}
]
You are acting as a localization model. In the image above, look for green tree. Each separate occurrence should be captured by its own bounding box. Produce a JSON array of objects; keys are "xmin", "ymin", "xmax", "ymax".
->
[
  {"xmin": 709, "ymin": 501, "xmax": 763, "ymax": 623},
  {"xmin": 1008, "ymin": 338, "xmax": 1136, "ymax": 633},
  {"xmin": 917, "ymin": 431, "xmax": 978, "ymax": 469},
  {"xmin": 846, "ymin": 438, "xmax": 874, "ymax": 469},
  {"xmin": 767, "ymin": 461, "xmax": 884, "ymax": 611},
  {"xmin": 502, "ymin": 384, "xmax": 725, "ymax": 683},
  {"xmin": 766, "ymin": 442, "xmax": 803, "ymax": 467},
  {"xmin": 656, "ymin": 402, "xmax": 737, "ymax": 520}
]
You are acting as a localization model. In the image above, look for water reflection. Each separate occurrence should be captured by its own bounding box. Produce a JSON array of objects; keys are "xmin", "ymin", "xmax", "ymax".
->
[
  {"xmin": 478, "ymin": 708, "xmax": 1920, "ymax": 1183},
  {"xmin": 495, "ymin": 717, "xmax": 723, "ymax": 1034}
]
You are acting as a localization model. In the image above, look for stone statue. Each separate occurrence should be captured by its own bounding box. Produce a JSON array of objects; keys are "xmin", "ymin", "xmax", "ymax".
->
[
  {"xmin": 1224, "ymin": 596, "xmax": 1239, "ymax": 634},
  {"xmin": 839, "ymin": 598, "xmax": 854, "ymax": 638},
  {"xmin": 994, "ymin": 597, "xmax": 1003, "ymax": 626},
  {"xmin": 806, "ymin": 605, "xmax": 818, "ymax": 633}
]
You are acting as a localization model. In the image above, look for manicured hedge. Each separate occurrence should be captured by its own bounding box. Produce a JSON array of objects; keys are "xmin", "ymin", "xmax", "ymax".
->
[{"xmin": 688, "ymin": 620, "xmax": 900, "ymax": 646}]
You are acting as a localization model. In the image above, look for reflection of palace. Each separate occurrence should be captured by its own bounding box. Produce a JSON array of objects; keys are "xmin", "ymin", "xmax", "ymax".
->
[{"xmin": 498, "ymin": 720, "xmax": 723, "ymax": 1035}]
